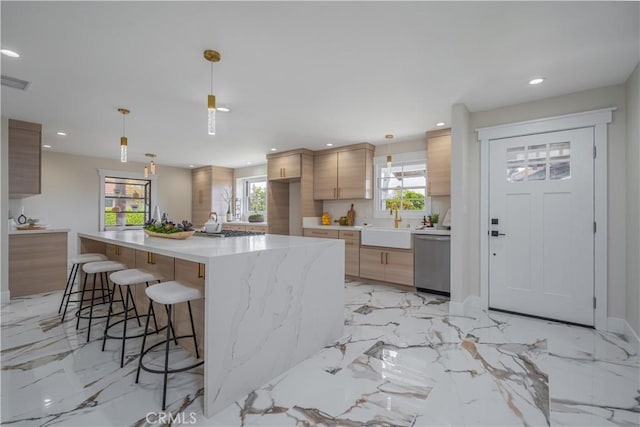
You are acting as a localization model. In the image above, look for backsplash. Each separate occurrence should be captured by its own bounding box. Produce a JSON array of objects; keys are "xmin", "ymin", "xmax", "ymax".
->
[{"xmin": 321, "ymin": 196, "xmax": 450, "ymax": 229}]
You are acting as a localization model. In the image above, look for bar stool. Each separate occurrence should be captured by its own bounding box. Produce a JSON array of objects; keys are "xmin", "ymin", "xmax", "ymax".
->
[
  {"xmin": 59, "ymin": 253, "xmax": 108, "ymax": 322},
  {"xmin": 136, "ymin": 281, "xmax": 203, "ymax": 410},
  {"xmin": 102, "ymin": 268, "xmax": 163, "ymax": 368},
  {"xmin": 76, "ymin": 260, "xmax": 127, "ymax": 342}
]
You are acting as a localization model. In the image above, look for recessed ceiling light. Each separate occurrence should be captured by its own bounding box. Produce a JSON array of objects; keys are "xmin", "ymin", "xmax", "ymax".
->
[
  {"xmin": 43, "ymin": 144, "xmax": 52, "ymax": 148},
  {"xmin": 247, "ymin": 161, "xmax": 253, "ymax": 165},
  {"xmin": 436, "ymin": 122, "xmax": 445, "ymax": 127},
  {"xmin": 56, "ymin": 131, "xmax": 67, "ymax": 136},
  {"xmin": 1, "ymin": 49, "xmax": 20, "ymax": 58},
  {"xmin": 189, "ymin": 164, "xmax": 195, "ymax": 168},
  {"xmin": 270, "ymin": 148, "xmax": 277, "ymax": 151},
  {"xmin": 216, "ymin": 107, "xmax": 230, "ymax": 112},
  {"xmin": 326, "ymin": 143, "xmax": 333, "ymax": 147},
  {"xmin": 529, "ymin": 77, "xmax": 545, "ymax": 85}
]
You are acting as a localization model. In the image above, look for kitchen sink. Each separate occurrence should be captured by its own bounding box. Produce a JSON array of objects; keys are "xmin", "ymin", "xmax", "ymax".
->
[{"xmin": 361, "ymin": 227, "xmax": 413, "ymax": 249}]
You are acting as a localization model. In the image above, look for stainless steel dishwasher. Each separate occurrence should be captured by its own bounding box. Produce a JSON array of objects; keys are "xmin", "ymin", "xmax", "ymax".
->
[{"xmin": 414, "ymin": 234, "xmax": 451, "ymax": 296}]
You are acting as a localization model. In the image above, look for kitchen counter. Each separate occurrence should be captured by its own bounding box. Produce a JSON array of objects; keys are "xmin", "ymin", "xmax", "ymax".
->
[
  {"xmin": 9, "ymin": 227, "xmax": 70, "ymax": 235},
  {"xmin": 78, "ymin": 230, "xmax": 344, "ymax": 417},
  {"xmin": 303, "ymin": 224, "xmax": 450, "ymax": 235}
]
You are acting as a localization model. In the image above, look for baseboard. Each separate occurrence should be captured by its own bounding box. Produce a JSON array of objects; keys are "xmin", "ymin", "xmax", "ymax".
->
[
  {"xmin": 623, "ymin": 319, "xmax": 640, "ymax": 353},
  {"xmin": 1, "ymin": 289, "xmax": 10, "ymax": 305},
  {"xmin": 449, "ymin": 295, "xmax": 482, "ymax": 317},
  {"xmin": 606, "ymin": 317, "xmax": 625, "ymax": 334}
]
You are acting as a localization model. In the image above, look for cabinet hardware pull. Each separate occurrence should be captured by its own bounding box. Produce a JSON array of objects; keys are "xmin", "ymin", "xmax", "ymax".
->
[
  {"xmin": 337, "ymin": 188, "xmax": 340, "ymax": 198},
  {"xmin": 385, "ymin": 252, "xmax": 389, "ymax": 264},
  {"xmin": 198, "ymin": 263, "xmax": 205, "ymax": 278},
  {"xmin": 147, "ymin": 252, "xmax": 151, "ymax": 264},
  {"xmin": 199, "ymin": 189, "xmax": 203, "ymax": 205},
  {"xmin": 283, "ymin": 167, "xmax": 286, "ymax": 177},
  {"xmin": 333, "ymin": 188, "xmax": 336, "ymax": 198},
  {"xmin": 380, "ymin": 252, "xmax": 384, "ymax": 264},
  {"xmin": 115, "ymin": 245, "xmax": 121, "ymax": 256}
]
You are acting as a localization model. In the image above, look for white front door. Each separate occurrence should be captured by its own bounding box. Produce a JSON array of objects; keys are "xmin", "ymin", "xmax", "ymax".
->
[{"xmin": 489, "ymin": 127, "xmax": 594, "ymax": 326}]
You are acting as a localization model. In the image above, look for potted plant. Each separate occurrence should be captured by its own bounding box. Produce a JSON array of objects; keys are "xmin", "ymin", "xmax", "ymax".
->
[
  {"xmin": 429, "ymin": 213, "xmax": 440, "ymax": 228},
  {"xmin": 248, "ymin": 213, "xmax": 264, "ymax": 223}
]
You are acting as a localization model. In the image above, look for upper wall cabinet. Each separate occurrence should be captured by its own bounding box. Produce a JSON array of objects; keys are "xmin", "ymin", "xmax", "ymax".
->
[
  {"xmin": 267, "ymin": 152, "xmax": 301, "ymax": 181},
  {"xmin": 426, "ymin": 128, "xmax": 451, "ymax": 196},
  {"xmin": 9, "ymin": 119, "xmax": 42, "ymax": 198},
  {"xmin": 313, "ymin": 143, "xmax": 374, "ymax": 200}
]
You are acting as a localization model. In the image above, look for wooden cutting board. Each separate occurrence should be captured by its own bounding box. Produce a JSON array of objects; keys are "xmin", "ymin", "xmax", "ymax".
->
[{"xmin": 346, "ymin": 204, "xmax": 355, "ymax": 226}]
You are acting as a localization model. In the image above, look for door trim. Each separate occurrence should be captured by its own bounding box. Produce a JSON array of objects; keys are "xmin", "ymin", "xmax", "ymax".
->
[{"xmin": 477, "ymin": 107, "xmax": 614, "ymax": 330}]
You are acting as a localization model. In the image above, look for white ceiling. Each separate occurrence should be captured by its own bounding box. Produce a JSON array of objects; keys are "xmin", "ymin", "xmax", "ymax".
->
[{"xmin": 1, "ymin": 1, "xmax": 638, "ymax": 169}]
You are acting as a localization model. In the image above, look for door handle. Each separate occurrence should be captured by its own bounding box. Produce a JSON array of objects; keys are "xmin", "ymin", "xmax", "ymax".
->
[{"xmin": 491, "ymin": 230, "xmax": 506, "ymax": 237}]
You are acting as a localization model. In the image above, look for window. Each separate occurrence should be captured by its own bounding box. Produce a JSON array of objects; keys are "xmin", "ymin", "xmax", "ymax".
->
[
  {"xmin": 236, "ymin": 176, "xmax": 267, "ymax": 221},
  {"xmin": 374, "ymin": 151, "xmax": 430, "ymax": 219},
  {"xmin": 506, "ymin": 141, "xmax": 571, "ymax": 183},
  {"xmin": 99, "ymin": 170, "xmax": 156, "ymax": 231}
]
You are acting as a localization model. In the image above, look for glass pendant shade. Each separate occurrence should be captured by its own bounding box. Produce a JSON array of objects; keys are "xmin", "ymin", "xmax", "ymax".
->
[
  {"xmin": 120, "ymin": 136, "xmax": 128, "ymax": 163},
  {"xmin": 144, "ymin": 166, "xmax": 149, "ymax": 178},
  {"xmin": 386, "ymin": 155, "xmax": 392, "ymax": 170},
  {"xmin": 208, "ymin": 94, "xmax": 216, "ymax": 135},
  {"xmin": 150, "ymin": 161, "xmax": 156, "ymax": 174}
]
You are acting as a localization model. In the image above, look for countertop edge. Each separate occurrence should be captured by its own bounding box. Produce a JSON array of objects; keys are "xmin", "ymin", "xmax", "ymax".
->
[{"xmin": 9, "ymin": 228, "xmax": 70, "ymax": 235}]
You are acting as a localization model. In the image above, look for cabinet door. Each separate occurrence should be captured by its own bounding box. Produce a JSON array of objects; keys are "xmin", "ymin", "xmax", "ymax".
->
[
  {"xmin": 384, "ymin": 249, "xmax": 414, "ymax": 286},
  {"xmin": 359, "ymin": 247, "xmax": 385, "ymax": 282},
  {"xmin": 337, "ymin": 149, "xmax": 371, "ymax": 199},
  {"xmin": 9, "ymin": 119, "xmax": 42, "ymax": 197},
  {"xmin": 174, "ymin": 259, "xmax": 205, "ymax": 358},
  {"xmin": 246, "ymin": 225, "xmax": 267, "ymax": 232},
  {"xmin": 313, "ymin": 152, "xmax": 338, "ymax": 199},
  {"xmin": 343, "ymin": 239, "xmax": 360, "ymax": 276},
  {"xmin": 134, "ymin": 250, "xmax": 175, "ymax": 281},
  {"xmin": 222, "ymin": 224, "xmax": 246, "ymax": 231},
  {"xmin": 192, "ymin": 167, "xmax": 212, "ymax": 228},
  {"xmin": 427, "ymin": 134, "xmax": 451, "ymax": 196},
  {"xmin": 105, "ymin": 244, "xmax": 136, "ymax": 267},
  {"xmin": 268, "ymin": 154, "xmax": 301, "ymax": 180}
]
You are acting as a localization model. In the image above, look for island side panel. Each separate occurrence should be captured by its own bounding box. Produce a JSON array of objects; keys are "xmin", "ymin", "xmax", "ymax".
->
[{"xmin": 203, "ymin": 239, "xmax": 344, "ymax": 417}]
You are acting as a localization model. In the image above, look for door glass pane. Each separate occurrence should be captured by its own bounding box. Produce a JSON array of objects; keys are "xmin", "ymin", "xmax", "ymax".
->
[
  {"xmin": 507, "ymin": 146, "xmax": 526, "ymax": 163},
  {"xmin": 527, "ymin": 164, "xmax": 547, "ymax": 181},
  {"xmin": 507, "ymin": 166, "xmax": 527, "ymax": 182},
  {"xmin": 549, "ymin": 142, "xmax": 570, "ymax": 160},
  {"xmin": 527, "ymin": 144, "xmax": 547, "ymax": 161},
  {"xmin": 550, "ymin": 161, "xmax": 571, "ymax": 180}
]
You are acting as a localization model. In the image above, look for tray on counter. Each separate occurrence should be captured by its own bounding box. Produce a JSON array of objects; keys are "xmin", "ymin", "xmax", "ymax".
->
[{"xmin": 143, "ymin": 229, "xmax": 195, "ymax": 240}]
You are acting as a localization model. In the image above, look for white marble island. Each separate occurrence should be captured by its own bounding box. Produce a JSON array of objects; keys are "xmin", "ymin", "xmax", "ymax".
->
[{"xmin": 77, "ymin": 230, "xmax": 345, "ymax": 417}]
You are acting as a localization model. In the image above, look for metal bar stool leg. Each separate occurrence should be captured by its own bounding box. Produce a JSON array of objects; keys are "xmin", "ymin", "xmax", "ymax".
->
[
  {"xmin": 75, "ymin": 273, "xmax": 89, "ymax": 330},
  {"xmin": 61, "ymin": 264, "xmax": 80, "ymax": 322},
  {"xmin": 119, "ymin": 285, "xmax": 130, "ymax": 368},
  {"xmin": 101, "ymin": 282, "xmax": 117, "ymax": 351},
  {"xmin": 136, "ymin": 301, "xmax": 153, "ymax": 384},
  {"xmin": 164, "ymin": 305, "xmax": 179, "ymax": 345},
  {"xmin": 86, "ymin": 273, "xmax": 99, "ymax": 343},
  {"xmin": 126, "ymin": 286, "xmax": 142, "ymax": 327},
  {"xmin": 162, "ymin": 304, "xmax": 172, "ymax": 411},
  {"xmin": 59, "ymin": 263, "xmax": 78, "ymax": 314}
]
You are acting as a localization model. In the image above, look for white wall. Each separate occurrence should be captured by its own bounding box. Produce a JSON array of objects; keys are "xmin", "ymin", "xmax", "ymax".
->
[
  {"xmin": 8, "ymin": 151, "xmax": 192, "ymax": 259},
  {"xmin": 625, "ymin": 64, "xmax": 639, "ymax": 338},
  {"xmin": 466, "ymin": 84, "xmax": 628, "ymax": 319},
  {"xmin": 1, "ymin": 117, "xmax": 9, "ymax": 304}
]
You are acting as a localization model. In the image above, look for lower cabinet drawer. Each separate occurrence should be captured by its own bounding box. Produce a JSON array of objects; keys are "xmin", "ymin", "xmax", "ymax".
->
[{"xmin": 303, "ymin": 228, "xmax": 339, "ymax": 239}]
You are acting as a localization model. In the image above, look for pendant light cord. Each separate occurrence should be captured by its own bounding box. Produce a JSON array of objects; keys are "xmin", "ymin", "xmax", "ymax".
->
[
  {"xmin": 122, "ymin": 112, "xmax": 125, "ymax": 136},
  {"xmin": 210, "ymin": 62, "xmax": 214, "ymax": 94}
]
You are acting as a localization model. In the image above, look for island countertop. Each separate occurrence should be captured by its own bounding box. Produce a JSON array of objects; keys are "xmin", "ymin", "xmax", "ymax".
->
[{"xmin": 78, "ymin": 230, "xmax": 339, "ymax": 264}]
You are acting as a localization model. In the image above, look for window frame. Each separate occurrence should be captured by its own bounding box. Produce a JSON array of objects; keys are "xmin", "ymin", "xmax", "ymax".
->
[
  {"xmin": 236, "ymin": 175, "xmax": 267, "ymax": 221},
  {"xmin": 98, "ymin": 169, "xmax": 157, "ymax": 231},
  {"xmin": 373, "ymin": 151, "xmax": 430, "ymax": 219}
]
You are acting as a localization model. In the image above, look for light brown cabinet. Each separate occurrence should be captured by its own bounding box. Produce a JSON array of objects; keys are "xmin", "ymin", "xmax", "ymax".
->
[
  {"xmin": 426, "ymin": 129, "xmax": 451, "ymax": 196},
  {"xmin": 9, "ymin": 119, "xmax": 42, "ymax": 198},
  {"xmin": 9, "ymin": 232, "xmax": 68, "ymax": 296},
  {"xmin": 267, "ymin": 153, "xmax": 301, "ymax": 180},
  {"xmin": 191, "ymin": 166, "xmax": 234, "ymax": 228},
  {"xmin": 339, "ymin": 230, "xmax": 360, "ymax": 276},
  {"xmin": 303, "ymin": 228, "xmax": 339, "ymax": 239},
  {"xmin": 245, "ymin": 224, "xmax": 267, "ymax": 233},
  {"xmin": 106, "ymin": 244, "xmax": 136, "ymax": 268},
  {"xmin": 267, "ymin": 150, "xmax": 322, "ymax": 235},
  {"xmin": 360, "ymin": 246, "xmax": 414, "ymax": 286},
  {"xmin": 222, "ymin": 223, "xmax": 247, "ymax": 232},
  {"xmin": 313, "ymin": 144, "xmax": 374, "ymax": 200}
]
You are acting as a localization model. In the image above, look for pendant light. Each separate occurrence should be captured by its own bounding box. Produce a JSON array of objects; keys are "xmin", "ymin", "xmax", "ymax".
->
[
  {"xmin": 144, "ymin": 153, "xmax": 157, "ymax": 178},
  {"xmin": 117, "ymin": 108, "xmax": 130, "ymax": 162},
  {"xmin": 203, "ymin": 49, "xmax": 221, "ymax": 135},
  {"xmin": 385, "ymin": 134, "xmax": 393, "ymax": 170}
]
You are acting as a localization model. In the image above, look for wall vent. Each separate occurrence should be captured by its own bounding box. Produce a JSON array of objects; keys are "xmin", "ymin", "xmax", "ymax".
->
[{"xmin": 1, "ymin": 75, "xmax": 30, "ymax": 90}]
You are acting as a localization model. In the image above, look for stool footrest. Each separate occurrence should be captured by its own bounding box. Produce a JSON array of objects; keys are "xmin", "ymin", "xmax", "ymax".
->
[{"xmin": 138, "ymin": 336, "xmax": 203, "ymax": 375}]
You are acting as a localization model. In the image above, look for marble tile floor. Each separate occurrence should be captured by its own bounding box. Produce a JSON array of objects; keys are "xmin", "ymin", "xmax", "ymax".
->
[{"xmin": 1, "ymin": 281, "xmax": 638, "ymax": 426}]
